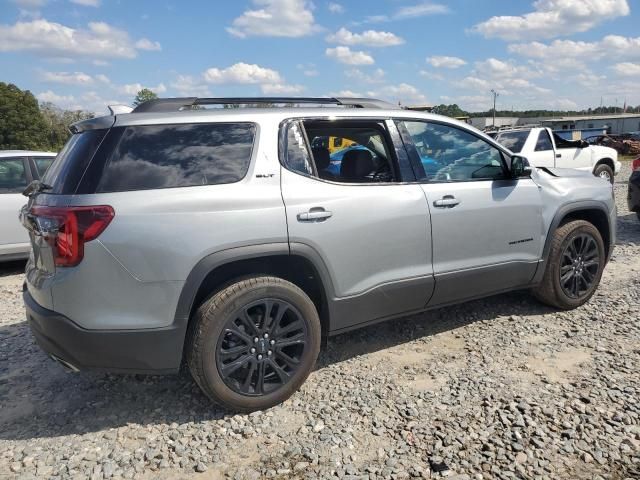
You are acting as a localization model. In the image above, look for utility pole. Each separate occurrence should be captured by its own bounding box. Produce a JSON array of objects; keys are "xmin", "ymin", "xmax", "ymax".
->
[{"xmin": 491, "ymin": 89, "xmax": 499, "ymax": 128}]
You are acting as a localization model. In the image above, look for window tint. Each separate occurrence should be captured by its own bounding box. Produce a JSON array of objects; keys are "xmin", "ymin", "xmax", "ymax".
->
[
  {"xmin": 34, "ymin": 157, "xmax": 55, "ymax": 176},
  {"xmin": 43, "ymin": 129, "xmax": 107, "ymax": 194},
  {"xmin": 401, "ymin": 121, "xmax": 506, "ymax": 182},
  {"xmin": 95, "ymin": 123, "xmax": 255, "ymax": 193},
  {"xmin": 0, "ymin": 158, "xmax": 28, "ymax": 193},
  {"xmin": 284, "ymin": 121, "xmax": 314, "ymax": 176},
  {"xmin": 495, "ymin": 131, "xmax": 529, "ymax": 152},
  {"xmin": 535, "ymin": 130, "xmax": 553, "ymax": 151}
]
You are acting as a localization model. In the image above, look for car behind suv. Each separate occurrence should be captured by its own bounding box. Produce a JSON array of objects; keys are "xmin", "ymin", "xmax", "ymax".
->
[
  {"xmin": 21, "ymin": 97, "xmax": 616, "ymax": 411},
  {"xmin": 1, "ymin": 150, "xmax": 56, "ymax": 261}
]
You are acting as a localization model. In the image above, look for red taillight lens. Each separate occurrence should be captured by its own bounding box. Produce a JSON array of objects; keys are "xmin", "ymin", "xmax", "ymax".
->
[
  {"xmin": 633, "ymin": 157, "xmax": 640, "ymax": 172},
  {"xmin": 30, "ymin": 205, "xmax": 115, "ymax": 267}
]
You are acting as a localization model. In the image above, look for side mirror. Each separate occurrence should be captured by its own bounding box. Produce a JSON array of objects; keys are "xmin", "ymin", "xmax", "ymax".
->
[{"xmin": 510, "ymin": 155, "xmax": 532, "ymax": 178}]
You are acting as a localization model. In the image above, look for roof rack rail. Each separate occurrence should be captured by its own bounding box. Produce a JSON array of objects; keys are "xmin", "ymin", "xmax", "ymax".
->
[{"xmin": 131, "ymin": 96, "xmax": 398, "ymax": 113}]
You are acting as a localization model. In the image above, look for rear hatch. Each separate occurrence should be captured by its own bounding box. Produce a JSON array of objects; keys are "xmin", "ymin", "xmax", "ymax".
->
[{"xmin": 21, "ymin": 116, "xmax": 114, "ymax": 309}]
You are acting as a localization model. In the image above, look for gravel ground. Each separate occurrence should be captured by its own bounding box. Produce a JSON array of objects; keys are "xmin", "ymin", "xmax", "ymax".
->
[{"xmin": 1, "ymin": 164, "xmax": 639, "ymax": 480}]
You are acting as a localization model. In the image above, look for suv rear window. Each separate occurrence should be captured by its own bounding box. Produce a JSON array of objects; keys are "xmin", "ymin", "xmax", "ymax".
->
[
  {"xmin": 92, "ymin": 123, "xmax": 255, "ymax": 193},
  {"xmin": 43, "ymin": 129, "xmax": 107, "ymax": 194}
]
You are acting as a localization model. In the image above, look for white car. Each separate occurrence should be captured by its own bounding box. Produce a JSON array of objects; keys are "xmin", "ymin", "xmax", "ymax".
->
[
  {"xmin": 1, "ymin": 150, "xmax": 56, "ymax": 261},
  {"xmin": 495, "ymin": 127, "xmax": 621, "ymax": 183}
]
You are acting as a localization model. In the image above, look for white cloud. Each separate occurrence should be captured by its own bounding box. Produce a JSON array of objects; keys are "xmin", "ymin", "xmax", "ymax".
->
[
  {"xmin": 37, "ymin": 90, "xmax": 74, "ymax": 105},
  {"xmin": 203, "ymin": 62, "xmax": 282, "ymax": 84},
  {"xmin": 426, "ymin": 55, "xmax": 466, "ymax": 69},
  {"xmin": 509, "ymin": 35, "xmax": 640, "ymax": 62},
  {"xmin": 326, "ymin": 46, "xmax": 374, "ymax": 65},
  {"xmin": 135, "ymin": 38, "xmax": 161, "ymax": 51},
  {"xmin": 473, "ymin": 0, "xmax": 630, "ymax": 41},
  {"xmin": 42, "ymin": 71, "xmax": 94, "ymax": 85},
  {"xmin": 611, "ymin": 62, "xmax": 640, "ymax": 77},
  {"xmin": 0, "ymin": 19, "xmax": 161, "ymax": 59},
  {"xmin": 326, "ymin": 27, "xmax": 404, "ymax": 47},
  {"xmin": 227, "ymin": 0, "xmax": 320, "ymax": 38},
  {"xmin": 419, "ymin": 70, "xmax": 444, "ymax": 81},
  {"xmin": 261, "ymin": 83, "xmax": 305, "ymax": 94},
  {"xmin": 69, "ymin": 0, "xmax": 100, "ymax": 6},
  {"xmin": 361, "ymin": 2, "xmax": 449, "ymax": 23},
  {"xmin": 345, "ymin": 67, "xmax": 385, "ymax": 84},
  {"xmin": 370, "ymin": 83, "xmax": 427, "ymax": 105},
  {"xmin": 118, "ymin": 82, "xmax": 167, "ymax": 95},
  {"xmin": 170, "ymin": 75, "xmax": 211, "ymax": 96},
  {"xmin": 394, "ymin": 2, "xmax": 450, "ymax": 19},
  {"xmin": 328, "ymin": 2, "xmax": 344, "ymax": 14},
  {"xmin": 328, "ymin": 89, "xmax": 363, "ymax": 97}
]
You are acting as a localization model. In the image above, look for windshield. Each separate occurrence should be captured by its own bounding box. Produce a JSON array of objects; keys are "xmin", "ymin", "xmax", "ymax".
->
[{"xmin": 495, "ymin": 131, "xmax": 529, "ymax": 153}]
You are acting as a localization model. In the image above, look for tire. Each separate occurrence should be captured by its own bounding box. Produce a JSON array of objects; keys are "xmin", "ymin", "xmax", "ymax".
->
[
  {"xmin": 533, "ymin": 220, "xmax": 605, "ymax": 310},
  {"xmin": 187, "ymin": 276, "xmax": 321, "ymax": 411},
  {"xmin": 594, "ymin": 163, "xmax": 614, "ymax": 184}
]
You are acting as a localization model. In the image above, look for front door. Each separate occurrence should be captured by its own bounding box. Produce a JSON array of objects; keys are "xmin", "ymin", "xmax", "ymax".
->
[
  {"xmin": 397, "ymin": 120, "xmax": 544, "ymax": 306},
  {"xmin": 279, "ymin": 119, "xmax": 434, "ymax": 332}
]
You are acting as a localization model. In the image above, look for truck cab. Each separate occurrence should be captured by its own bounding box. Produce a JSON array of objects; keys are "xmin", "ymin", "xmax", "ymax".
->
[{"xmin": 495, "ymin": 127, "xmax": 620, "ymax": 183}]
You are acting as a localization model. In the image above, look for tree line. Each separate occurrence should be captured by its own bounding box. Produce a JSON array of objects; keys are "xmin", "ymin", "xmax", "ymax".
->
[{"xmin": 0, "ymin": 83, "xmax": 159, "ymax": 152}]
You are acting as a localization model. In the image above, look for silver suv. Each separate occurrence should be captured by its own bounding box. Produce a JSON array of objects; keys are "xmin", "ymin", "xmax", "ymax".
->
[{"xmin": 20, "ymin": 97, "xmax": 616, "ymax": 411}]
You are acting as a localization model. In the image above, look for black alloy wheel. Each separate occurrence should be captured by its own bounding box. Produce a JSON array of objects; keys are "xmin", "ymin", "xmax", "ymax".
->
[
  {"xmin": 216, "ymin": 299, "xmax": 308, "ymax": 396},
  {"xmin": 559, "ymin": 233, "xmax": 600, "ymax": 299}
]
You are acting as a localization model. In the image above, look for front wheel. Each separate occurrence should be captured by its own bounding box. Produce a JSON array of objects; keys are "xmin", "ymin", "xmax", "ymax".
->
[
  {"xmin": 594, "ymin": 163, "xmax": 614, "ymax": 184},
  {"xmin": 187, "ymin": 276, "xmax": 321, "ymax": 411},
  {"xmin": 533, "ymin": 220, "xmax": 605, "ymax": 310}
]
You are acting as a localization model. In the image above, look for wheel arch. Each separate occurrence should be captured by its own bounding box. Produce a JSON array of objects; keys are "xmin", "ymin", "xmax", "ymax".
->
[
  {"xmin": 174, "ymin": 244, "xmax": 334, "ymax": 359},
  {"xmin": 534, "ymin": 201, "xmax": 613, "ymax": 286},
  {"xmin": 594, "ymin": 157, "xmax": 615, "ymax": 173}
]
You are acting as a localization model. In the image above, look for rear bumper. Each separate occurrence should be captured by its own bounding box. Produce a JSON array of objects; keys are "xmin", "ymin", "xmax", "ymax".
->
[
  {"xmin": 24, "ymin": 288, "xmax": 184, "ymax": 374},
  {"xmin": 628, "ymin": 172, "xmax": 640, "ymax": 213}
]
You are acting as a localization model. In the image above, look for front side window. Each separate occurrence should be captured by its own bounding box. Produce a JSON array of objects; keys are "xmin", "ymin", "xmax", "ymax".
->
[
  {"xmin": 400, "ymin": 121, "xmax": 506, "ymax": 182},
  {"xmin": 535, "ymin": 130, "xmax": 553, "ymax": 151},
  {"xmin": 95, "ymin": 123, "xmax": 255, "ymax": 193},
  {"xmin": 0, "ymin": 158, "xmax": 28, "ymax": 193}
]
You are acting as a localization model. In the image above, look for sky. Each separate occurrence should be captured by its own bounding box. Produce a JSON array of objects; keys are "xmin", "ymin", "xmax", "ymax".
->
[{"xmin": 0, "ymin": 0, "xmax": 638, "ymax": 114}]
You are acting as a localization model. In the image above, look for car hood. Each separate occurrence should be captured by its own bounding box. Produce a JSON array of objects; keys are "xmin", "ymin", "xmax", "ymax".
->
[{"xmin": 537, "ymin": 167, "xmax": 594, "ymax": 178}]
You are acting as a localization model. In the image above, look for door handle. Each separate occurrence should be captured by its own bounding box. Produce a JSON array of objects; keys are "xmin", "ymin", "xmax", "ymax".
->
[
  {"xmin": 297, "ymin": 208, "xmax": 333, "ymax": 222},
  {"xmin": 433, "ymin": 195, "xmax": 460, "ymax": 208},
  {"xmin": 555, "ymin": 153, "xmax": 562, "ymax": 158}
]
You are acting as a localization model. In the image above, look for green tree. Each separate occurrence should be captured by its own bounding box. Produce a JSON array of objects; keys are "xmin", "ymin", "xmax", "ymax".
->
[
  {"xmin": 0, "ymin": 82, "xmax": 49, "ymax": 150},
  {"xmin": 39, "ymin": 102, "xmax": 94, "ymax": 151},
  {"xmin": 432, "ymin": 104, "xmax": 468, "ymax": 118},
  {"xmin": 133, "ymin": 88, "xmax": 158, "ymax": 107}
]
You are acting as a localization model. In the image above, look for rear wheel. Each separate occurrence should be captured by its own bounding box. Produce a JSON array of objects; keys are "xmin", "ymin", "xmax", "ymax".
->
[
  {"xmin": 594, "ymin": 163, "xmax": 614, "ymax": 184},
  {"xmin": 187, "ymin": 276, "xmax": 321, "ymax": 411},
  {"xmin": 533, "ymin": 220, "xmax": 605, "ymax": 310}
]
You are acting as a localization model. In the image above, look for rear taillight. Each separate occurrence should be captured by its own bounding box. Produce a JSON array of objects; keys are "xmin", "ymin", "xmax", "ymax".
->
[
  {"xmin": 30, "ymin": 205, "xmax": 114, "ymax": 267},
  {"xmin": 633, "ymin": 157, "xmax": 640, "ymax": 172}
]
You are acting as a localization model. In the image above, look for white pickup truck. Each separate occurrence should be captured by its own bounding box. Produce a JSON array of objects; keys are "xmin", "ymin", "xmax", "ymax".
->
[{"xmin": 495, "ymin": 127, "xmax": 620, "ymax": 183}]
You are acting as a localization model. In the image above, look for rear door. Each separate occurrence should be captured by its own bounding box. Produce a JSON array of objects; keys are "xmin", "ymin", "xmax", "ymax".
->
[
  {"xmin": 0, "ymin": 157, "xmax": 32, "ymax": 253},
  {"xmin": 397, "ymin": 119, "xmax": 543, "ymax": 306},
  {"xmin": 280, "ymin": 118, "xmax": 433, "ymax": 332}
]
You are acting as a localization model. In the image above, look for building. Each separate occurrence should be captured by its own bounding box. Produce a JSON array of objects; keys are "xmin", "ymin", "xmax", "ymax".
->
[{"xmin": 540, "ymin": 114, "xmax": 640, "ymax": 135}]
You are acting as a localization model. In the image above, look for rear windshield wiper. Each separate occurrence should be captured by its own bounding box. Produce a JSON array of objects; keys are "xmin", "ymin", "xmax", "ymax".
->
[{"xmin": 23, "ymin": 180, "xmax": 53, "ymax": 197}]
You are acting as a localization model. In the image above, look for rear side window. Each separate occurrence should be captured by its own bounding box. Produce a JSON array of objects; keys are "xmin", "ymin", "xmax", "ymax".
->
[
  {"xmin": 0, "ymin": 158, "xmax": 28, "ymax": 193},
  {"xmin": 94, "ymin": 123, "xmax": 255, "ymax": 193},
  {"xmin": 34, "ymin": 157, "xmax": 55, "ymax": 176},
  {"xmin": 43, "ymin": 130, "xmax": 107, "ymax": 194},
  {"xmin": 535, "ymin": 130, "xmax": 553, "ymax": 151},
  {"xmin": 495, "ymin": 131, "xmax": 528, "ymax": 152}
]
